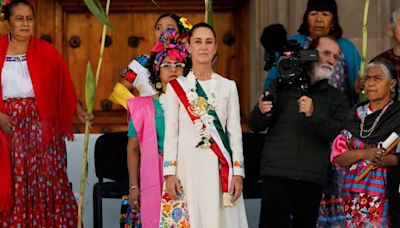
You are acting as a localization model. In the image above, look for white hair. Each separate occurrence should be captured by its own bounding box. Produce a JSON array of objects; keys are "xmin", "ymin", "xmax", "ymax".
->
[
  {"xmin": 366, "ymin": 61, "xmax": 394, "ymax": 80},
  {"xmin": 390, "ymin": 9, "xmax": 400, "ymax": 28},
  {"xmin": 310, "ymin": 62, "xmax": 334, "ymax": 83}
]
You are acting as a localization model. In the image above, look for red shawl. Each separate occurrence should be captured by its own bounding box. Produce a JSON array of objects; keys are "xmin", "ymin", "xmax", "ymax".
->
[{"xmin": 0, "ymin": 35, "xmax": 77, "ymax": 211}]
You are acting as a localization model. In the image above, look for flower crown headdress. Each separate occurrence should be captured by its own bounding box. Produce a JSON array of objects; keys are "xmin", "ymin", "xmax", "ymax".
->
[{"xmin": 151, "ymin": 28, "xmax": 189, "ymax": 72}]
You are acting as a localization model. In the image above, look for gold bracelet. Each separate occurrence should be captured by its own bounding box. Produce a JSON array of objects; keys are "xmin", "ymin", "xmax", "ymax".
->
[{"xmin": 129, "ymin": 185, "xmax": 137, "ymax": 193}]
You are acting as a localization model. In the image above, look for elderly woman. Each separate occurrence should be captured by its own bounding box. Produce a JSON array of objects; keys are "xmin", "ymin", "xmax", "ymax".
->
[
  {"xmin": 163, "ymin": 22, "xmax": 248, "ymax": 227},
  {"xmin": 331, "ymin": 60, "xmax": 400, "ymax": 227},
  {"xmin": 125, "ymin": 29, "xmax": 189, "ymax": 227},
  {"xmin": 264, "ymin": 0, "xmax": 360, "ymax": 105},
  {"xmin": 0, "ymin": 0, "xmax": 87, "ymax": 226}
]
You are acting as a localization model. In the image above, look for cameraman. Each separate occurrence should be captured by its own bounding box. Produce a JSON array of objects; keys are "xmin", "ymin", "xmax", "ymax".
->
[{"xmin": 248, "ymin": 36, "xmax": 350, "ymax": 228}]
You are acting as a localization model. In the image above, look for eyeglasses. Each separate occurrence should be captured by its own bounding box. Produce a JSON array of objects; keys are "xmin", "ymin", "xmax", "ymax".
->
[{"xmin": 159, "ymin": 63, "xmax": 185, "ymax": 70}]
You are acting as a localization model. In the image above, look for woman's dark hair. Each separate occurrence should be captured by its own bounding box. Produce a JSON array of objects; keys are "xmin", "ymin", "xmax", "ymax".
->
[
  {"xmin": 188, "ymin": 22, "xmax": 216, "ymax": 44},
  {"xmin": 4, "ymin": 0, "xmax": 35, "ymax": 20},
  {"xmin": 297, "ymin": 0, "xmax": 343, "ymax": 39},
  {"xmin": 147, "ymin": 52, "xmax": 162, "ymax": 92},
  {"xmin": 367, "ymin": 59, "xmax": 399, "ymax": 100},
  {"xmin": 155, "ymin": 13, "xmax": 185, "ymax": 35}
]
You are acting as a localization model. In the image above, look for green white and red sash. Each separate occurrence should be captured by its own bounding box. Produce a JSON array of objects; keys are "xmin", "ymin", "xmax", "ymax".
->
[{"xmin": 169, "ymin": 76, "xmax": 233, "ymax": 194}]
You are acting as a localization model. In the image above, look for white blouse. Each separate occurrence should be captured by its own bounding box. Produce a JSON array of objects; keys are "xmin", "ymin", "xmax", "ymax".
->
[{"xmin": 1, "ymin": 55, "xmax": 34, "ymax": 99}]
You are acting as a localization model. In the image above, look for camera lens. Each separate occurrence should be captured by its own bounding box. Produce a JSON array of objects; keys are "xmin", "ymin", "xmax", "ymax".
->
[{"xmin": 278, "ymin": 57, "xmax": 298, "ymax": 77}]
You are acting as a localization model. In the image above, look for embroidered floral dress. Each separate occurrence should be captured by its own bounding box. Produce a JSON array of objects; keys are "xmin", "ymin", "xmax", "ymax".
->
[
  {"xmin": 0, "ymin": 55, "xmax": 77, "ymax": 227},
  {"xmin": 331, "ymin": 129, "xmax": 389, "ymax": 228}
]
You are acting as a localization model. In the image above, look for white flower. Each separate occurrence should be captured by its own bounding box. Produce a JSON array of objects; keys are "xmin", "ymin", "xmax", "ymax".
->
[
  {"xmin": 208, "ymin": 94, "xmax": 217, "ymax": 108},
  {"xmin": 186, "ymin": 72, "xmax": 218, "ymax": 148},
  {"xmin": 159, "ymin": 93, "xmax": 165, "ymax": 110},
  {"xmin": 194, "ymin": 119, "xmax": 203, "ymax": 131},
  {"xmin": 187, "ymin": 90, "xmax": 198, "ymax": 105}
]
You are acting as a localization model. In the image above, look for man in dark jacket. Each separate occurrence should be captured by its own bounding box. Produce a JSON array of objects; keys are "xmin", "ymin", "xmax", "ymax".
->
[{"xmin": 248, "ymin": 36, "xmax": 350, "ymax": 228}]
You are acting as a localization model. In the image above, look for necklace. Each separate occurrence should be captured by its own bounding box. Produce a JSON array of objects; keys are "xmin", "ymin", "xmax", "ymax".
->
[{"xmin": 360, "ymin": 100, "xmax": 393, "ymax": 138}]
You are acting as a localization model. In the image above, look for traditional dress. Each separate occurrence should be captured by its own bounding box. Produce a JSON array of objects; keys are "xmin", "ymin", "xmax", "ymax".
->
[
  {"xmin": 331, "ymin": 101, "xmax": 400, "ymax": 228},
  {"xmin": 0, "ymin": 36, "xmax": 78, "ymax": 227},
  {"xmin": 126, "ymin": 96, "xmax": 164, "ymax": 227},
  {"xmin": 163, "ymin": 72, "xmax": 248, "ymax": 228}
]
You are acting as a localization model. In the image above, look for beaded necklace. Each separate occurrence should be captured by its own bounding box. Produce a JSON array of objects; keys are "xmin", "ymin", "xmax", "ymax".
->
[{"xmin": 360, "ymin": 100, "xmax": 393, "ymax": 138}]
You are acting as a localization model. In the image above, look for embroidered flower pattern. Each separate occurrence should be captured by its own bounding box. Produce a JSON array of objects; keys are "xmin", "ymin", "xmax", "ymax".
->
[
  {"xmin": 160, "ymin": 185, "xmax": 190, "ymax": 227},
  {"xmin": 233, "ymin": 160, "xmax": 244, "ymax": 168},
  {"xmin": 163, "ymin": 160, "xmax": 177, "ymax": 168},
  {"xmin": 135, "ymin": 54, "xmax": 149, "ymax": 67},
  {"xmin": 344, "ymin": 193, "xmax": 385, "ymax": 227}
]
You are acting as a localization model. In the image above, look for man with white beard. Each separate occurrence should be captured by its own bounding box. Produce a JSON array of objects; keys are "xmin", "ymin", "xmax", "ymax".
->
[{"xmin": 248, "ymin": 36, "xmax": 351, "ymax": 228}]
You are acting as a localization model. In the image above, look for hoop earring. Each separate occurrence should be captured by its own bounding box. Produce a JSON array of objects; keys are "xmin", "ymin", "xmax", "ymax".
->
[{"xmin": 390, "ymin": 87, "xmax": 396, "ymax": 99}]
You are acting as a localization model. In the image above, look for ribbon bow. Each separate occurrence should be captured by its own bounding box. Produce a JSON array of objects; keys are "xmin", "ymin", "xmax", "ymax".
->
[{"xmin": 152, "ymin": 29, "xmax": 189, "ymax": 70}]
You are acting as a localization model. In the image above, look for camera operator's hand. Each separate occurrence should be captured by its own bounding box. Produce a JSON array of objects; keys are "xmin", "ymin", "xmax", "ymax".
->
[
  {"xmin": 298, "ymin": 95, "xmax": 314, "ymax": 117},
  {"xmin": 259, "ymin": 92, "xmax": 273, "ymax": 115}
]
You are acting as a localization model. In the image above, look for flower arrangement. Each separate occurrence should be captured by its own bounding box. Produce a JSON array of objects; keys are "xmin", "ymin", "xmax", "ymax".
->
[{"xmin": 186, "ymin": 73, "xmax": 216, "ymax": 148}]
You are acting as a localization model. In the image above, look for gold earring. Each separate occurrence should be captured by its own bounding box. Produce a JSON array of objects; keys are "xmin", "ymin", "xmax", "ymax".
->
[{"xmin": 156, "ymin": 82, "xmax": 162, "ymax": 89}]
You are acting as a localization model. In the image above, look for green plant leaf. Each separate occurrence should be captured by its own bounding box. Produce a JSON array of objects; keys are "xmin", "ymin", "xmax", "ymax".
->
[
  {"xmin": 205, "ymin": 0, "xmax": 214, "ymax": 27},
  {"xmin": 85, "ymin": 61, "xmax": 96, "ymax": 116},
  {"xmin": 83, "ymin": 0, "xmax": 114, "ymax": 31}
]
